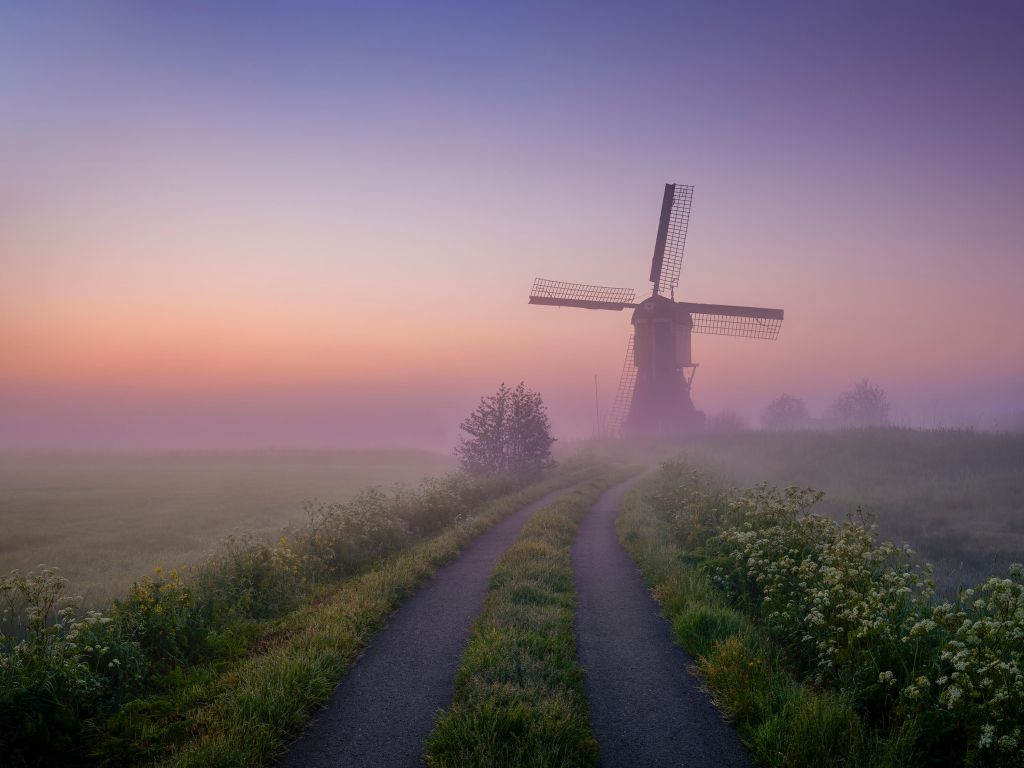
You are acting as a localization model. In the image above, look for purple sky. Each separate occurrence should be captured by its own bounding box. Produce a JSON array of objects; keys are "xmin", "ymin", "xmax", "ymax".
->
[{"xmin": 2, "ymin": 2, "xmax": 1023, "ymax": 449}]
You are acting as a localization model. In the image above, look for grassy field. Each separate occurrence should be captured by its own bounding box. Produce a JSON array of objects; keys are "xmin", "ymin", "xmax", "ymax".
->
[
  {"xmin": 659, "ymin": 429, "xmax": 1024, "ymax": 594},
  {"xmin": 0, "ymin": 450, "xmax": 454, "ymax": 605}
]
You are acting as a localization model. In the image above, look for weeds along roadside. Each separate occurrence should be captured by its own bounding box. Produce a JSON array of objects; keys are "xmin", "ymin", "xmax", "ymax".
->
[
  {"xmin": 425, "ymin": 470, "xmax": 637, "ymax": 768},
  {"xmin": 0, "ymin": 460, "xmax": 605, "ymax": 767},
  {"xmin": 617, "ymin": 462, "xmax": 1024, "ymax": 768}
]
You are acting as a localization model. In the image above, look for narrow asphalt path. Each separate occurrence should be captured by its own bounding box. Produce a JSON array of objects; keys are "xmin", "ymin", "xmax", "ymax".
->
[
  {"xmin": 278, "ymin": 484, "xmax": 578, "ymax": 768},
  {"xmin": 573, "ymin": 476, "xmax": 751, "ymax": 768}
]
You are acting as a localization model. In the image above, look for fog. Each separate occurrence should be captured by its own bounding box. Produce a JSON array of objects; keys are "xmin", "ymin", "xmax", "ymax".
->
[
  {"xmin": 2, "ymin": 3, "xmax": 1022, "ymax": 452},
  {"xmin": 3, "ymin": 375, "xmax": 1023, "ymax": 453}
]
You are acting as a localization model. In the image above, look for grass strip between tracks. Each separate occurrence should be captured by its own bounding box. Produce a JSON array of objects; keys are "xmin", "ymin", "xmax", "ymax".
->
[
  {"xmin": 616, "ymin": 475, "xmax": 913, "ymax": 768},
  {"xmin": 119, "ymin": 464, "xmax": 604, "ymax": 768},
  {"xmin": 425, "ymin": 472, "xmax": 635, "ymax": 768}
]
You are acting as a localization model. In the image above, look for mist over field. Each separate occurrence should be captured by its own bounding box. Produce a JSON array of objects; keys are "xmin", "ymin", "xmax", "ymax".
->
[
  {"xmin": 2, "ymin": 3, "xmax": 1024, "ymax": 767},
  {"xmin": 3, "ymin": 374, "xmax": 1022, "ymax": 453}
]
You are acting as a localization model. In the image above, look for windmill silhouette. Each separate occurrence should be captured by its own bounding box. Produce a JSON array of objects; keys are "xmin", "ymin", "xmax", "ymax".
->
[{"xmin": 528, "ymin": 183, "xmax": 784, "ymax": 436}]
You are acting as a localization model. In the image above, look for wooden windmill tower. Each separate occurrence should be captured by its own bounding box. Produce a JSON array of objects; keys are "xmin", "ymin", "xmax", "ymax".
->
[{"xmin": 528, "ymin": 183, "xmax": 784, "ymax": 436}]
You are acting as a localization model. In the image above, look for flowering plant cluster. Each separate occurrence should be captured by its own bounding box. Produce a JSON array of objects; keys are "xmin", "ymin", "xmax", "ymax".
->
[
  {"xmin": 706, "ymin": 484, "xmax": 936, "ymax": 708},
  {"xmin": 651, "ymin": 463, "xmax": 1024, "ymax": 767},
  {"xmin": 0, "ymin": 568, "xmax": 144, "ymax": 758},
  {"xmin": 908, "ymin": 566, "xmax": 1024, "ymax": 764}
]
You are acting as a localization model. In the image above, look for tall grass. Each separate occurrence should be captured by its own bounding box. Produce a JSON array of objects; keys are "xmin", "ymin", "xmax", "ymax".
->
[
  {"xmin": 620, "ymin": 461, "xmax": 1024, "ymax": 768},
  {"xmin": 0, "ymin": 463, "xmax": 601, "ymax": 767},
  {"xmin": 425, "ymin": 474, "xmax": 632, "ymax": 767}
]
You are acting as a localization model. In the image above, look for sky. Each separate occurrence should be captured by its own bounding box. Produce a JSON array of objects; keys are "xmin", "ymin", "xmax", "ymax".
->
[{"xmin": 2, "ymin": 1, "xmax": 1023, "ymax": 450}]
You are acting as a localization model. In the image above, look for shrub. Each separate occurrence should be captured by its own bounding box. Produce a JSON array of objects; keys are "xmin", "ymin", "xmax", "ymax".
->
[
  {"xmin": 196, "ymin": 535, "xmax": 308, "ymax": 621},
  {"xmin": 108, "ymin": 568, "xmax": 209, "ymax": 674},
  {"xmin": 395, "ymin": 475, "xmax": 469, "ymax": 537},
  {"xmin": 455, "ymin": 382, "xmax": 556, "ymax": 475}
]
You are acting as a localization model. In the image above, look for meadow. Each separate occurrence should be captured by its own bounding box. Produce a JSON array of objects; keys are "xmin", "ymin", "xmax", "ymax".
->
[
  {"xmin": 0, "ymin": 450, "xmax": 454, "ymax": 606},
  {"xmin": 663, "ymin": 429, "xmax": 1024, "ymax": 594}
]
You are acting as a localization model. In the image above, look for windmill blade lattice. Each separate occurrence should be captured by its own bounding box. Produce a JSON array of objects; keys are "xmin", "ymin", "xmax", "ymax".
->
[
  {"xmin": 649, "ymin": 184, "xmax": 694, "ymax": 297},
  {"xmin": 680, "ymin": 301, "xmax": 783, "ymax": 340},
  {"xmin": 604, "ymin": 335, "xmax": 637, "ymax": 436},
  {"xmin": 528, "ymin": 278, "xmax": 636, "ymax": 311}
]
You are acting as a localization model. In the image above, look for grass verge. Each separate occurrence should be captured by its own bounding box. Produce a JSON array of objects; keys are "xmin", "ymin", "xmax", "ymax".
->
[
  {"xmin": 94, "ymin": 464, "xmax": 603, "ymax": 767},
  {"xmin": 616, "ymin": 476, "xmax": 912, "ymax": 768},
  {"xmin": 425, "ymin": 472, "xmax": 635, "ymax": 768}
]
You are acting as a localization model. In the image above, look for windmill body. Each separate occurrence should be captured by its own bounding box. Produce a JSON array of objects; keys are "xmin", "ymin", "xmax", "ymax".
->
[
  {"xmin": 627, "ymin": 294, "xmax": 702, "ymax": 434},
  {"xmin": 528, "ymin": 183, "xmax": 784, "ymax": 437}
]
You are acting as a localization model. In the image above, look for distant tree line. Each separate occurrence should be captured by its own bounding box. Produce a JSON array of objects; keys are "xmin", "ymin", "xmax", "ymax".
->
[{"xmin": 757, "ymin": 379, "xmax": 890, "ymax": 431}]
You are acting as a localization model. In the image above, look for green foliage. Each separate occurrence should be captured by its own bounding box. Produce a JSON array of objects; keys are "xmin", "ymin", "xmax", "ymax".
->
[
  {"xmin": 905, "ymin": 566, "xmax": 1024, "ymax": 765},
  {"xmin": 671, "ymin": 606, "xmax": 745, "ymax": 658},
  {"xmin": 296, "ymin": 488, "xmax": 409, "ymax": 580},
  {"xmin": 111, "ymin": 569, "xmax": 206, "ymax": 672},
  {"xmin": 0, "ymin": 567, "xmax": 97, "ymax": 762},
  {"xmin": 644, "ymin": 461, "xmax": 738, "ymax": 548},
  {"xmin": 426, "ymin": 478, "xmax": 625, "ymax": 767},
  {"xmin": 625, "ymin": 461, "xmax": 1024, "ymax": 768},
  {"xmin": 195, "ymin": 536, "xmax": 308, "ymax": 621},
  {"xmin": 456, "ymin": 382, "xmax": 556, "ymax": 475},
  {"xmin": 705, "ymin": 483, "xmax": 937, "ymax": 710}
]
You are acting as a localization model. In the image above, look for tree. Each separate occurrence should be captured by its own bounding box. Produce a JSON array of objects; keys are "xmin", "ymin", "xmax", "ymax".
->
[
  {"xmin": 829, "ymin": 379, "xmax": 890, "ymax": 427},
  {"xmin": 455, "ymin": 382, "xmax": 556, "ymax": 475},
  {"xmin": 762, "ymin": 393, "xmax": 808, "ymax": 430}
]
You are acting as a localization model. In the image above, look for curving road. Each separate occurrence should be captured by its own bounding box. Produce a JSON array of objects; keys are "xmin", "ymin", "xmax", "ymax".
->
[
  {"xmin": 572, "ymin": 475, "xmax": 751, "ymax": 768},
  {"xmin": 277, "ymin": 485, "xmax": 578, "ymax": 768}
]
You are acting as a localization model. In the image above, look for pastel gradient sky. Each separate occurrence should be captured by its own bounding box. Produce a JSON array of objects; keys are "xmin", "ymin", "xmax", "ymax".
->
[{"xmin": 2, "ymin": 2, "xmax": 1023, "ymax": 449}]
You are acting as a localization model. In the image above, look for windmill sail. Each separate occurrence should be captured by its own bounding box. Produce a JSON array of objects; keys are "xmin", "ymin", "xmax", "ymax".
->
[
  {"xmin": 605, "ymin": 335, "xmax": 637, "ymax": 436},
  {"xmin": 678, "ymin": 301, "xmax": 784, "ymax": 340},
  {"xmin": 649, "ymin": 183, "xmax": 694, "ymax": 297},
  {"xmin": 529, "ymin": 278, "xmax": 636, "ymax": 311},
  {"xmin": 528, "ymin": 182, "xmax": 786, "ymax": 437}
]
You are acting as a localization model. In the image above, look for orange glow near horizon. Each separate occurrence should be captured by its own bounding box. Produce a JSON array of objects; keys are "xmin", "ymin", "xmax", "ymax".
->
[{"xmin": 2, "ymin": 3, "xmax": 1022, "ymax": 448}]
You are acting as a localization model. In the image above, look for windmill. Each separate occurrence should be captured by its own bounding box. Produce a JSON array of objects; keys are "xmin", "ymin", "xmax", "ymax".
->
[{"xmin": 528, "ymin": 183, "xmax": 784, "ymax": 436}]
